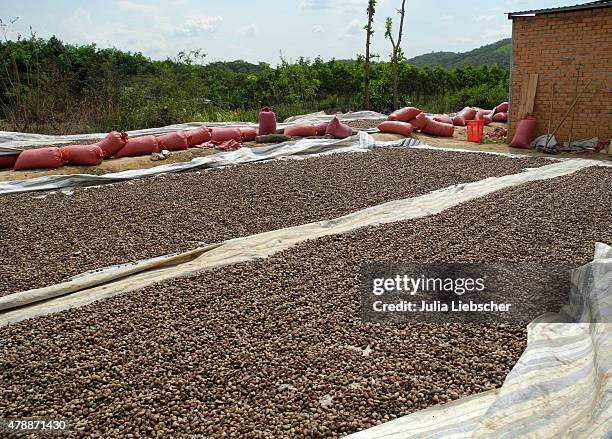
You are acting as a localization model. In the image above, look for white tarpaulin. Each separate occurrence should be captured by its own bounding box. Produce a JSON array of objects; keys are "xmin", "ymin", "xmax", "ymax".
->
[{"xmin": 346, "ymin": 243, "xmax": 612, "ymax": 439}]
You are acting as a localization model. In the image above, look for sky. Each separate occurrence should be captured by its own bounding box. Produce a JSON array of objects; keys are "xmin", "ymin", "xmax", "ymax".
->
[{"xmin": 0, "ymin": 0, "xmax": 586, "ymax": 64}]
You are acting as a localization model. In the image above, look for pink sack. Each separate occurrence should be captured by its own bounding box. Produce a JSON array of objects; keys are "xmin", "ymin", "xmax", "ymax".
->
[
  {"xmin": 325, "ymin": 116, "xmax": 353, "ymax": 139},
  {"xmin": 492, "ymin": 112, "xmax": 508, "ymax": 123},
  {"xmin": 98, "ymin": 131, "xmax": 128, "ymax": 159},
  {"xmin": 114, "ymin": 135, "xmax": 160, "ymax": 158},
  {"xmin": 239, "ymin": 127, "xmax": 257, "ymax": 141},
  {"xmin": 377, "ymin": 121, "xmax": 414, "ymax": 137},
  {"xmin": 210, "ymin": 127, "xmax": 242, "ymax": 143},
  {"xmin": 156, "ymin": 131, "xmax": 189, "ymax": 151},
  {"xmin": 258, "ymin": 106, "xmax": 277, "ymax": 135},
  {"xmin": 0, "ymin": 154, "xmax": 19, "ymax": 169},
  {"xmin": 495, "ymin": 102, "xmax": 509, "ymax": 113},
  {"xmin": 284, "ymin": 124, "xmax": 317, "ymax": 137},
  {"xmin": 14, "ymin": 147, "xmax": 67, "ymax": 170},
  {"xmin": 476, "ymin": 110, "xmax": 492, "ymax": 120},
  {"xmin": 388, "ymin": 107, "xmax": 421, "ymax": 122},
  {"xmin": 408, "ymin": 112, "xmax": 428, "ymax": 131},
  {"xmin": 452, "ymin": 115, "xmax": 466, "ymax": 126},
  {"xmin": 509, "ymin": 113, "xmax": 537, "ymax": 148},
  {"xmin": 314, "ymin": 122, "xmax": 329, "ymax": 135},
  {"xmin": 422, "ymin": 118, "xmax": 455, "ymax": 137},
  {"xmin": 476, "ymin": 110, "xmax": 493, "ymax": 125},
  {"xmin": 457, "ymin": 107, "xmax": 477, "ymax": 121},
  {"xmin": 60, "ymin": 144, "xmax": 104, "ymax": 166},
  {"xmin": 186, "ymin": 126, "xmax": 212, "ymax": 146},
  {"xmin": 433, "ymin": 114, "xmax": 453, "ymax": 125}
]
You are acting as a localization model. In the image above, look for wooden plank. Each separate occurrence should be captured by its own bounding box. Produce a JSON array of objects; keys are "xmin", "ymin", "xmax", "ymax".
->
[
  {"xmin": 525, "ymin": 73, "xmax": 539, "ymax": 114},
  {"xmin": 517, "ymin": 76, "xmax": 529, "ymax": 119}
]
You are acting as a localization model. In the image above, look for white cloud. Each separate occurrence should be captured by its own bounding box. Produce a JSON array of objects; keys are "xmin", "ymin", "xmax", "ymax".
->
[
  {"xmin": 238, "ymin": 24, "xmax": 257, "ymax": 38},
  {"xmin": 474, "ymin": 15, "xmax": 497, "ymax": 21},
  {"xmin": 440, "ymin": 15, "xmax": 454, "ymax": 21},
  {"xmin": 299, "ymin": 0, "xmax": 365, "ymax": 13},
  {"xmin": 175, "ymin": 16, "xmax": 223, "ymax": 36},
  {"xmin": 481, "ymin": 23, "xmax": 512, "ymax": 40},
  {"xmin": 312, "ymin": 25, "xmax": 324, "ymax": 34},
  {"xmin": 344, "ymin": 19, "xmax": 363, "ymax": 36},
  {"xmin": 116, "ymin": 1, "xmax": 159, "ymax": 14}
]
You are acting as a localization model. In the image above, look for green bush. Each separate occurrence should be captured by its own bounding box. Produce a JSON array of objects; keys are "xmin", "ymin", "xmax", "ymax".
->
[{"xmin": 0, "ymin": 35, "xmax": 509, "ymax": 134}]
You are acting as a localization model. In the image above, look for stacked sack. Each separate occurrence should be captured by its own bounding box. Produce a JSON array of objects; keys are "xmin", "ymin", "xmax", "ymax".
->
[
  {"xmin": 378, "ymin": 106, "xmax": 439, "ymax": 137},
  {"xmin": 450, "ymin": 101, "xmax": 508, "ymax": 127},
  {"xmin": 492, "ymin": 101, "xmax": 508, "ymax": 123},
  {"xmin": 378, "ymin": 106, "xmax": 456, "ymax": 138}
]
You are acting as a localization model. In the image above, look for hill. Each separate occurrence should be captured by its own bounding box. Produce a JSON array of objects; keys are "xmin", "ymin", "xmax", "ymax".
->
[{"xmin": 407, "ymin": 39, "xmax": 512, "ymax": 69}]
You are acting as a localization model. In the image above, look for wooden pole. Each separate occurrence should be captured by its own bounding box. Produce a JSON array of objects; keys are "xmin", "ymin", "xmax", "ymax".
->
[
  {"xmin": 544, "ymin": 82, "xmax": 556, "ymax": 148},
  {"xmin": 567, "ymin": 66, "xmax": 581, "ymax": 148},
  {"xmin": 548, "ymin": 78, "xmax": 593, "ymax": 141}
]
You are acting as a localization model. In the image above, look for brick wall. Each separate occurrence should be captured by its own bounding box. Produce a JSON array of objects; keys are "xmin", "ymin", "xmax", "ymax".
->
[{"xmin": 509, "ymin": 7, "xmax": 612, "ymax": 142}]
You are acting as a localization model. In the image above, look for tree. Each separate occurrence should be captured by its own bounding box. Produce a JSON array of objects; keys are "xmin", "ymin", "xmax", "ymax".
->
[
  {"xmin": 363, "ymin": 0, "xmax": 376, "ymax": 110},
  {"xmin": 385, "ymin": 0, "xmax": 406, "ymax": 110}
]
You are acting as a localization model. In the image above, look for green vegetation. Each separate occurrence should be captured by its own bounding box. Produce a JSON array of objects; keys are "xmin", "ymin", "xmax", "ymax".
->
[
  {"xmin": 0, "ymin": 33, "xmax": 509, "ymax": 134},
  {"xmin": 406, "ymin": 39, "xmax": 512, "ymax": 69}
]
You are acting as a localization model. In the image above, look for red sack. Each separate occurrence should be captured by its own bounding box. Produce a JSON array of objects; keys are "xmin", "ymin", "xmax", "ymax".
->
[
  {"xmin": 423, "ymin": 118, "xmax": 455, "ymax": 137},
  {"xmin": 408, "ymin": 112, "xmax": 428, "ymax": 131},
  {"xmin": 452, "ymin": 115, "xmax": 466, "ymax": 126},
  {"xmin": 476, "ymin": 110, "xmax": 492, "ymax": 120},
  {"xmin": 457, "ymin": 107, "xmax": 477, "ymax": 121},
  {"xmin": 258, "ymin": 106, "xmax": 277, "ymax": 135},
  {"xmin": 284, "ymin": 124, "xmax": 317, "ymax": 137},
  {"xmin": 14, "ymin": 147, "xmax": 67, "ymax": 170},
  {"xmin": 186, "ymin": 126, "xmax": 212, "ymax": 146},
  {"xmin": 60, "ymin": 144, "xmax": 104, "ymax": 166},
  {"xmin": 156, "ymin": 131, "xmax": 189, "ymax": 151},
  {"xmin": 476, "ymin": 110, "xmax": 493, "ymax": 125},
  {"xmin": 388, "ymin": 107, "xmax": 421, "ymax": 122},
  {"xmin": 210, "ymin": 127, "xmax": 242, "ymax": 142},
  {"xmin": 98, "ymin": 131, "xmax": 128, "ymax": 159},
  {"xmin": 492, "ymin": 112, "xmax": 508, "ymax": 123},
  {"xmin": 325, "ymin": 116, "xmax": 353, "ymax": 139},
  {"xmin": 314, "ymin": 122, "xmax": 329, "ymax": 135},
  {"xmin": 378, "ymin": 121, "xmax": 414, "ymax": 137},
  {"xmin": 239, "ymin": 127, "xmax": 257, "ymax": 141},
  {"xmin": 0, "ymin": 154, "xmax": 19, "ymax": 169},
  {"xmin": 433, "ymin": 114, "xmax": 453, "ymax": 125},
  {"xmin": 114, "ymin": 135, "xmax": 160, "ymax": 158},
  {"xmin": 495, "ymin": 102, "xmax": 509, "ymax": 113},
  {"xmin": 509, "ymin": 113, "xmax": 537, "ymax": 148}
]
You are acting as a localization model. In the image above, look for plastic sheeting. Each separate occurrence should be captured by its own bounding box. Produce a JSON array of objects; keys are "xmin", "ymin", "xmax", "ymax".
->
[
  {"xmin": 346, "ymin": 243, "xmax": 612, "ymax": 439},
  {"xmin": 0, "ymin": 111, "xmax": 386, "ymax": 153},
  {"xmin": 0, "ymin": 131, "xmax": 375, "ymax": 195},
  {"xmin": 0, "ymin": 158, "xmax": 603, "ymax": 325},
  {"xmin": 283, "ymin": 110, "xmax": 386, "ymax": 124}
]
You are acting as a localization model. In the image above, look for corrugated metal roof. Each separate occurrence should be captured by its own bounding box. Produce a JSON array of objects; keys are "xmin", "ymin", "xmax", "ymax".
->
[{"xmin": 507, "ymin": 0, "xmax": 612, "ymax": 18}]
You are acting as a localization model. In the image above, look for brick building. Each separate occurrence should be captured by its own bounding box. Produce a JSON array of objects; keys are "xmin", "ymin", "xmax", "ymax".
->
[{"xmin": 508, "ymin": 1, "xmax": 612, "ymax": 143}]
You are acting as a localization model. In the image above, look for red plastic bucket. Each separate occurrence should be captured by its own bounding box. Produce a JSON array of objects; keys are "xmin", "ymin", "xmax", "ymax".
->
[{"xmin": 467, "ymin": 120, "xmax": 485, "ymax": 142}]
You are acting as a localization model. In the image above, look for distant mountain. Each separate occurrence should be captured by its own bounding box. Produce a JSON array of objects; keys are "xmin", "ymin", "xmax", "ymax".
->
[
  {"xmin": 207, "ymin": 60, "xmax": 263, "ymax": 73},
  {"xmin": 406, "ymin": 39, "xmax": 511, "ymax": 69}
]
